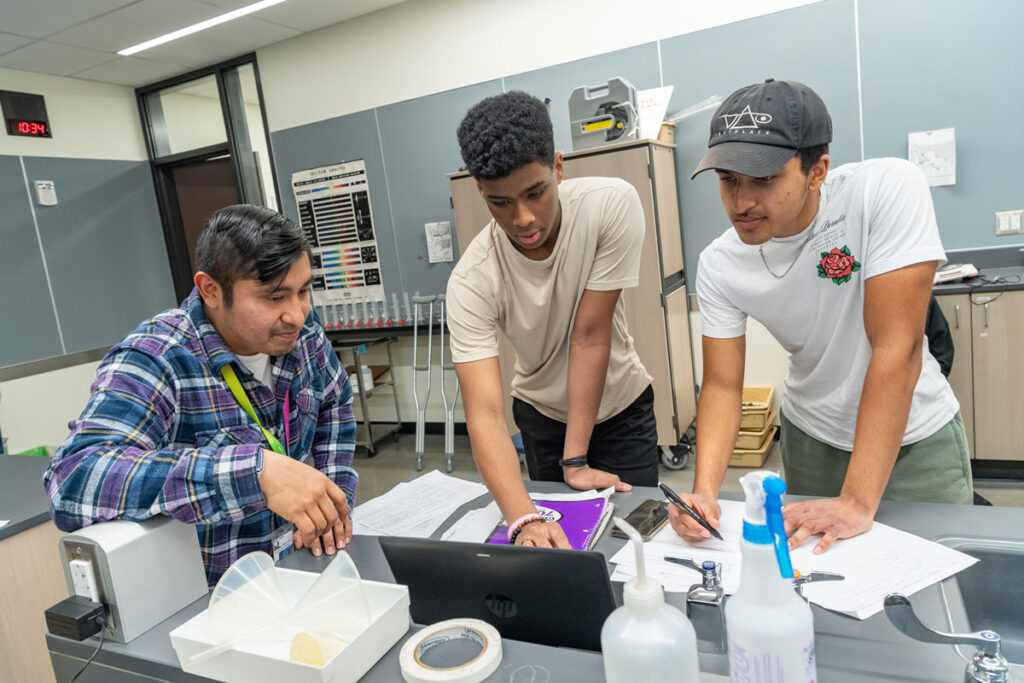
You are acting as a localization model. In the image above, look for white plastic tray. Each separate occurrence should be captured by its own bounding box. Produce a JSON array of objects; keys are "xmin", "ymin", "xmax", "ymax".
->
[{"xmin": 171, "ymin": 568, "xmax": 410, "ymax": 683}]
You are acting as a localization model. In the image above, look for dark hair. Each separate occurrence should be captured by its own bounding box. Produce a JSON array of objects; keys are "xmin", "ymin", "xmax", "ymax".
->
[
  {"xmin": 797, "ymin": 144, "xmax": 829, "ymax": 175},
  {"xmin": 195, "ymin": 204, "xmax": 311, "ymax": 307},
  {"xmin": 457, "ymin": 91, "xmax": 554, "ymax": 180}
]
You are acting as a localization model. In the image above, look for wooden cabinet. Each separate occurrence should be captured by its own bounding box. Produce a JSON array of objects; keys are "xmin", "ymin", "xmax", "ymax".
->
[
  {"xmin": 936, "ymin": 289, "xmax": 1024, "ymax": 461},
  {"xmin": 449, "ymin": 140, "xmax": 696, "ymax": 445},
  {"xmin": 970, "ymin": 290, "xmax": 1024, "ymax": 460},
  {"xmin": 934, "ymin": 293, "xmax": 974, "ymax": 455}
]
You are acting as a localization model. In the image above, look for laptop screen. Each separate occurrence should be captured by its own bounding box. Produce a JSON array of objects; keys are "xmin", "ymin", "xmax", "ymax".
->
[{"xmin": 379, "ymin": 537, "xmax": 617, "ymax": 652}]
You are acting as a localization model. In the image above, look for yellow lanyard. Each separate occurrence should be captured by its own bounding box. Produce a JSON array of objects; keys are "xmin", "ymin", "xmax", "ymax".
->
[{"xmin": 220, "ymin": 364, "xmax": 287, "ymax": 455}]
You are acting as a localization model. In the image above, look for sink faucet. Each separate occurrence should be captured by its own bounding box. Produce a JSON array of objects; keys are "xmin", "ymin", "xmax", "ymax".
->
[
  {"xmin": 793, "ymin": 570, "xmax": 844, "ymax": 600},
  {"xmin": 665, "ymin": 556, "xmax": 727, "ymax": 654},
  {"xmin": 884, "ymin": 594, "xmax": 1010, "ymax": 683}
]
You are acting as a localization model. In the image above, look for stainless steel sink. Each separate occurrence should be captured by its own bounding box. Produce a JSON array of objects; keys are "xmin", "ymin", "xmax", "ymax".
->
[{"xmin": 938, "ymin": 537, "xmax": 1024, "ymax": 668}]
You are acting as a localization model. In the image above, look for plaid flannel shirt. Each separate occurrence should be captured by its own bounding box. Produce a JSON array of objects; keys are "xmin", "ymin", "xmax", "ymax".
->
[{"xmin": 44, "ymin": 288, "xmax": 357, "ymax": 585}]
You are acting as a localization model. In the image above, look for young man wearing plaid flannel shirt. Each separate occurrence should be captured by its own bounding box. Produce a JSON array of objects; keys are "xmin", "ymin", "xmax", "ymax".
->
[{"xmin": 44, "ymin": 204, "xmax": 357, "ymax": 585}]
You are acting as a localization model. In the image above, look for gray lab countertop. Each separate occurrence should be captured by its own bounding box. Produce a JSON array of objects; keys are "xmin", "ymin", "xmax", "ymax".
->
[
  {"xmin": 933, "ymin": 265, "xmax": 1024, "ymax": 295},
  {"xmin": 0, "ymin": 453, "xmax": 52, "ymax": 540},
  {"xmin": 46, "ymin": 483, "xmax": 1024, "ymax": 682}
]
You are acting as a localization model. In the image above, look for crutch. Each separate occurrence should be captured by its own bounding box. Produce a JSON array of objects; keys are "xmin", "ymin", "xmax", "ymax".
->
[
  {"xmin": 411, "ymin": 294, "xmax": 436, "ymax": 471},
  {"xmin": 437, "ymin": 295, "xmax": 461, "ymax": 473}
]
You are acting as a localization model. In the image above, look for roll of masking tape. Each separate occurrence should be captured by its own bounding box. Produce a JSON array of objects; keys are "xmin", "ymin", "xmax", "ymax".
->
[{"xmin": 399, "ymin": 618, "xmax": 502, "ymax": 683}]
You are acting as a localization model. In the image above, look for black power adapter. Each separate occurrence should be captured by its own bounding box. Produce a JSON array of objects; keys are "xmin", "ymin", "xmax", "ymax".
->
[{"xmin": 45, "ymin": 595, "xmax": 106, "ymax": 641}]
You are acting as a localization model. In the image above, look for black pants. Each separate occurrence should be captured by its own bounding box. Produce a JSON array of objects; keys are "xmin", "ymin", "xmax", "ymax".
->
[{"xmin": 512, "ymin": 384, "xmax": 659, "ymax": 487}]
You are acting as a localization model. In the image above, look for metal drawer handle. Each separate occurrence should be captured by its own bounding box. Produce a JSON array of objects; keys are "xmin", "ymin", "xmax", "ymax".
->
[
  {"xmin": 984, "ymin": 302, "xmax": 990, "ymax": 328},
  {"xmin": 954, "ymin": 304, "xmax": 960, "ymax": 329}
]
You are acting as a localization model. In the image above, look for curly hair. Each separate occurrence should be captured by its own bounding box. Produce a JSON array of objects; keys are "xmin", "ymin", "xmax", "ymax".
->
[{"xmin": 457, "ymin": 91, "xmax": 554, "ymax": 180}]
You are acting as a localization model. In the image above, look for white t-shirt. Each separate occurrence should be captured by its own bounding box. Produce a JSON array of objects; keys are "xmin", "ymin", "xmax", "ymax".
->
[
  {"xmin": 236, "ymin": 352, "xmax": 273, "ymax": 390},
  {"xmin": 696, "ymin": 157, "xmax": 959, "ymax": 449},
  {"xmin": 446, "ymin": 176, "xmax": 652, "ymax": 422}
]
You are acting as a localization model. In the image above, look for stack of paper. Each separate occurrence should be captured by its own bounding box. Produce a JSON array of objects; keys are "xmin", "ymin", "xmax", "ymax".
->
[
  {"xmin": 352, "ymin": 470, "xmax": 488, "ymax": 538},
  {"xmin": 610, "ymin": 499, "xmax": 977, "ymax": 619}
]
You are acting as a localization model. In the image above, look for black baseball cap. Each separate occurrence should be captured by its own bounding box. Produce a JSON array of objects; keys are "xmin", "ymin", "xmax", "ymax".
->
[{"xmin": 691, "ymin": 78, "xmax": 832, "ymax": 179}]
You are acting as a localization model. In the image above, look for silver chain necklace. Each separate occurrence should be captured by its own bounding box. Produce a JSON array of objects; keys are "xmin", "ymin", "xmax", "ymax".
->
[{"xmin": 758, "ymin": 228, "xmax": 815, "ymax": 279}]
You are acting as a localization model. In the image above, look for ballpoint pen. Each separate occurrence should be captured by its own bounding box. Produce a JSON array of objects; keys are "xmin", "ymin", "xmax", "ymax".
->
[{"xmin": 658, "ymin": 483, "xmax": 724, "ymax": 540}]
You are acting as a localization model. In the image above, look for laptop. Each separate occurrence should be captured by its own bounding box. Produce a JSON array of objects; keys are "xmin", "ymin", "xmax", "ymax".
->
[{"xmin": 378, "ymin": 536, "xmax": 617, "ymax": 651}]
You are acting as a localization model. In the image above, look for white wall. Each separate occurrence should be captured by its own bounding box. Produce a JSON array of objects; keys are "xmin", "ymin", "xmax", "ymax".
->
[
  {"xmin": 0, "ymin": 67, "xmax": 147, "ymax": 160},
  {"xmin": 258, "ymin": 0, "xmax": 820, "ymax": 132},
  {"xmin": 0, "ymin": 362, "xmax": 100, "ymax": 453}
]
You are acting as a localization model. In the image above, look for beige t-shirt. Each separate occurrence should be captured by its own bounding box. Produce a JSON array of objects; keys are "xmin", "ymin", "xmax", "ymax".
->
[{"xmin": 446, "ymin": 176, "xmax": 651, "ymax": 422}]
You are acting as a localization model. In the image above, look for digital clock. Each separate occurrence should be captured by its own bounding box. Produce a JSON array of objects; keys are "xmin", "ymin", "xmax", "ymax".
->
[{"xmin": 7, "ymin": 118, "xmax": 51, "ymax": 138}]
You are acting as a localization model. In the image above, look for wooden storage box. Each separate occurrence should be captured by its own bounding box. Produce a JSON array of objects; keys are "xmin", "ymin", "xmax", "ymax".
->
[
  {"xmin": 735, "ymin": 411, "xmax": 777, "ymax": 449},
  {"xmin": 740, "ymin": 386, "xmax": 775, "ymax": 431},
  {"xmin": 730, "ymin": 425, "xmax": 777, "ymax": 467}
]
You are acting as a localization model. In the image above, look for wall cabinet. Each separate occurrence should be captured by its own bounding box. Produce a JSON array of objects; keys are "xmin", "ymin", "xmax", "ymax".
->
[
  {"xmin": 936, "ymin": 290, "xmax": 1024, "ymax": 461},
  {"xmin": 449, "ymin": 140, "xmax": 695, "ymax": 445}
]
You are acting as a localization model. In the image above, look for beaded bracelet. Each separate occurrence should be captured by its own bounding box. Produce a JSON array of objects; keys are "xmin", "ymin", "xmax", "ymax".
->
[{"xmin": 507, "ymin": 512, "xmax": 544, "ymax": 544}]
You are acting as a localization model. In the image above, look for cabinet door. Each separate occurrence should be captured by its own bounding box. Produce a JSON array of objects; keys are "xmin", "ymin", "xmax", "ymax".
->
[
  {"xmin": 934, "ymin": 294, "xmax": 974, "ymax": 456},
  {"xmin": 449, "ymin": 176, "xmax": 517, "ymax": 434},
  {"xmin": 563, "ymin": 146, "xmax": 677, "ymax": 443},
  {"xmin": 971, "ymin": 290, "xmax": 1024, "ymax": 460}
]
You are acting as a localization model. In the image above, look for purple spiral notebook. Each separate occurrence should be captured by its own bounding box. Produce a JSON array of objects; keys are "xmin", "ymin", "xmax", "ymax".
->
[{"xmin": 487, "ymin": 496, "xmax": 615, "ymax": 550}]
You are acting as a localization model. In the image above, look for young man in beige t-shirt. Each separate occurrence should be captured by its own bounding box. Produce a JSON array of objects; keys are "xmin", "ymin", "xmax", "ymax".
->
[{"xmin": 446, "ymin": 91, "xmax": 658, "ymax": 549}]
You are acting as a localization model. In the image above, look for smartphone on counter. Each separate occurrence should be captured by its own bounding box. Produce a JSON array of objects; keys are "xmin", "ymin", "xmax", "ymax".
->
[{"xmin": 610, "ymin": 498, "xmax": 669, "ymax": 541}]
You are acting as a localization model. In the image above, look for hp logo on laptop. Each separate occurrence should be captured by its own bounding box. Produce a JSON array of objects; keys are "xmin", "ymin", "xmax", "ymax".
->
[{"xmin": 485, "ymin": 593, "xmax": 518, "ymax": 619}]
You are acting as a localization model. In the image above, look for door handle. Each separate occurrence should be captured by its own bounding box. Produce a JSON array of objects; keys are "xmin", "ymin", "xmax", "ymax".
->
[
  {"xmin": 984, "ymin": 303, "xmax": 990, "ymax": 328},
  {"xmin": 954, "ymin": 305, "xmax": 960, "ymax": 329}
]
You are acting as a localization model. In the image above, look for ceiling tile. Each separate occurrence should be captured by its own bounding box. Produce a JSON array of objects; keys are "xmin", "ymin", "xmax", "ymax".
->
[
  {"xmin": 70, "ymin": 56, "xmax": 193, "ymax": 88},
  {"xmin": 0, "ymin": 31, "xmax": 33, "ymax": 56},
  {"xmin": 253, "ymin": 0, "xmax": 407, "ymax": 32},
  {"xmin": 0, "ymin": 40, "xmax": 114, "ymax": 77},
  {"xmin": 48, "ymin": 0, "xmax": 229, "ymax": 53},
  {"xmin": 137, "ymin": 15, "xmax": 301, "ymax": 66},
  {"xmin": 0, "ymin": 0, "xmax": 136, "ymax": 39}
]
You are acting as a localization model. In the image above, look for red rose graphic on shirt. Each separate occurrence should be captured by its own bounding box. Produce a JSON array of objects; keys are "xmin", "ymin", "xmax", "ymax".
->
[{"xmin": 817, "ymin": 246, "xmax": 861, "ymax": 285}]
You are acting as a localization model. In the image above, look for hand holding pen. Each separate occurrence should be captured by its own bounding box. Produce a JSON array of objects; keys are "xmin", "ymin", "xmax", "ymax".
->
[{"xmin": 659, "ymin": 484, "xmax": 723, "ymax": 542}]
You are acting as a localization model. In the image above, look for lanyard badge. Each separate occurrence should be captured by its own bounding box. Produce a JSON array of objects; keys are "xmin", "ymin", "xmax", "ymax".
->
[{"xmin": 220, "ymin": 364, "xmax": 289, "ymax": 456}]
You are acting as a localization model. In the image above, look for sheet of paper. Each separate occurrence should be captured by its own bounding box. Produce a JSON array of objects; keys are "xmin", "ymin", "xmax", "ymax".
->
[
  {"xmin": 441, "ymin": 502, "xmax": 503, "ymax": 542},
  {"xmin": 352, "ymin": 470, "xmax": 488, "ymax": 538},
  {"xmin": 637, "ymin": 85, "xmax": 674, "ymax": 140},
  {"xmin": 609, "ymin": 499, "xmax": 977, "ymax": 619},
  {"xmin": 424, "ymin": 221, "xmax": 454, "ymax": 263},
  {"xmin": 0, "ymin": 520, "xmax": 8, "ymax": 529},
  {"xmin": 909, "ymin": 128, "xmax": 956, "ymax": 186}
]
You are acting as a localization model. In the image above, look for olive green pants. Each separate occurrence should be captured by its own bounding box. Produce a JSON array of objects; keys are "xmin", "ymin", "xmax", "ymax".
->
[{"xmin": 779, "ymin": 410, "xmax": 973, "ymax": 504}]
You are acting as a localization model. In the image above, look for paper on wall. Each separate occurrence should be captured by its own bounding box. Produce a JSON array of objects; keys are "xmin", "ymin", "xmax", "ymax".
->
[
  {"xmin": 637, "ymin": 86, "xmax": 674, "ymax": 141},
  {"xmin": 424, "ymin": 221, "xmax": 454, "ymax": 263},
  {"xmin": 909, "ymin": 128, "xmax": 956, "ymax": 186}
]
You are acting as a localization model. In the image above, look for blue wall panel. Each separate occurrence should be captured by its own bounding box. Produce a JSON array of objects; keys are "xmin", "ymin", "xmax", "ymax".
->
[
  {"xmin": 376, "ymin": 80, "xmax": 503, "ymax": 298},
  {"xmin": 271, "ymin": 109, "xmax": 404, "ymax": 296},
  {"xmin": 504, "ymin": 43, "xmax": 662, "ymax": 155},
  {"xmin": 23, "ymin": 157, "xmax": 175, "ymax": 354},
  {"xmin": 859, "ymin": 0, "xmax": 1024, "ymax": 251},
  {"xmin": 660, "ymin": 0, "xmax": 861, "ymax": 280},
  {"xmin": 0, "ymin": 155, "xmax": 64, "ymax": 366}
]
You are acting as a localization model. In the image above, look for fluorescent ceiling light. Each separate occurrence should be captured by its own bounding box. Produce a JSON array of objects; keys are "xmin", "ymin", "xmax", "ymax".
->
[{"xmin": 118, "ymin": 0, "xmax": 288, "ymax": 56}]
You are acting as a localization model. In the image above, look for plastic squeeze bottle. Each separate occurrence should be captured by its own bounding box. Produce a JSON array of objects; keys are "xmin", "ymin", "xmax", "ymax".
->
[
  {"xmin": 726, "ymin": 471, "xmax": 816, "ymax": 682},
  {"xmin": 601, "ymin": 516, "xmax": 700, "ymax": 683}
]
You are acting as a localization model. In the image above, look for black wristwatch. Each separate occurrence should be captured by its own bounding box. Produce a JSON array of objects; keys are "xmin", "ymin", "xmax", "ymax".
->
[{"xmin": 558, "ymin": 455, "xmax": 588, "ymax": 468}]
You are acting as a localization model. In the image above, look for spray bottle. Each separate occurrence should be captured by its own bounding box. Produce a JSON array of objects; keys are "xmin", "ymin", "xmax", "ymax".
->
[
  {"xmin": 601, "ymin": 516, "xmax": 700, "ymax": 683},
  {"xmin": 726, "ymin": 471, "xmax": 816, "ymax": 682}
]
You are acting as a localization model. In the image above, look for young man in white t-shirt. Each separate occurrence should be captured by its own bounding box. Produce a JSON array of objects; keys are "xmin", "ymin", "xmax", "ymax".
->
[
  {"xmin": 446, "ymin": 91, "xmax": 658, "ymax": 549},
  {"xmin": 667, "ymin": 79, "xmax": 971, "ymax": 554}
]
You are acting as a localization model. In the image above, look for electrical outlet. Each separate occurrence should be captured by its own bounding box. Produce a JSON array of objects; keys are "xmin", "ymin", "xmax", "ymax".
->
[
  {"xmin": 69, "ymin": 558, "xmax": 99, "ymax": 602},
  {"xmin": 995, "ymin": 210, "xmax": 1024, "ymax": 235}
]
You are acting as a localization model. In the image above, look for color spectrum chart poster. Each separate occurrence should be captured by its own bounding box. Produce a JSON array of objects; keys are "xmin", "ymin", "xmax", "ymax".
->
[{"xmin": 291, "ymin": 159, "xmax": 385, "ymax": 305}]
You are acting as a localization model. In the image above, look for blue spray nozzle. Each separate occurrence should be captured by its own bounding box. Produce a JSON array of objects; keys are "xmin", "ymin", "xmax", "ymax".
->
[{"xmin": 763, "ymin": 475, "xmax": 794, "ymax": 579}]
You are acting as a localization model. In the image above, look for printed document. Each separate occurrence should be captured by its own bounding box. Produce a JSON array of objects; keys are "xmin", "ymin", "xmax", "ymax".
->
[
  {"xmin": 610, "ymin": 499, "xmax": 976, "ymax": 619},
  {"xmin": 352, "ymin": 470, "xmax": 487, "ymax": 538}
]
